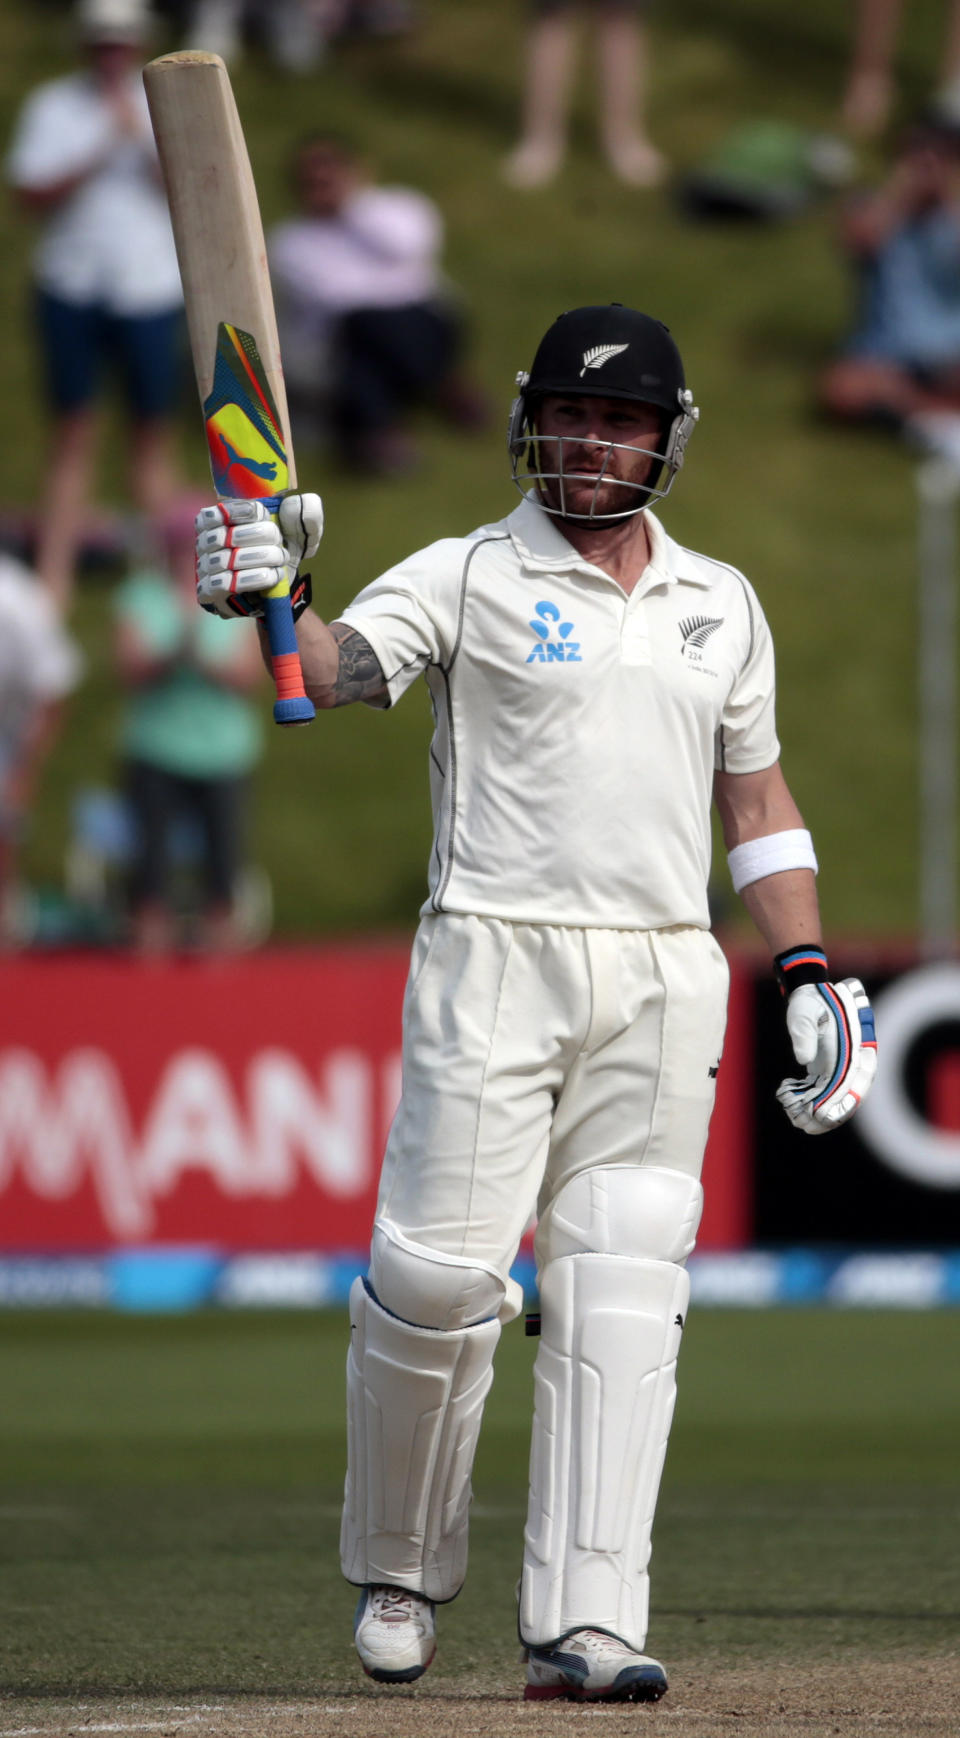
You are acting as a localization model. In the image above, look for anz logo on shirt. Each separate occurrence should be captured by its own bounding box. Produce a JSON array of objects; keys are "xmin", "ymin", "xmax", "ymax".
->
[{"xmin": 526, "ymin": 600, "xmax": 582, "ymax": 663}]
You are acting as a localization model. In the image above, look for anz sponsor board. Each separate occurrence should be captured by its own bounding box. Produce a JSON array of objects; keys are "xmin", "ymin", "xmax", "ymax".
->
[
  {"xmin": 0, "ymin": 950, "xmax": 409, "ymax": 1252},
  {"xmin": 855, "ymin": 963, "xmax": 960, "ymax": 1187},
  {"xmin": 2, "ymin": 950, "xmax": 959, "ymax": 1291},
  {"xmin": 688, "ymin": 1250, "xmax": 960, "ymax": 1308},
  {"xmin": 0, "ymin": 1042, "xmax": 397, "ymax": 1242},
  {"xmin": 753, "ymin": 958, "xmax": 960, "ymax": 1245},
  {"xmin": 0, "ymin": 948, "xmax": 753, "ymax": 1258},
  {"xmin": 0, "ymin": 1248, "xmax": 958, "ymax": 1311}
]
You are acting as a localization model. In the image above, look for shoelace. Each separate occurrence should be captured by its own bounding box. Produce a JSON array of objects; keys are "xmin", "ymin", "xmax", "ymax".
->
[
  {"xmin": 566, "ymin": 1630, "xmax": 633, "ymax": 1661},
  {"xmin": 370, "ymin": 1587, "xmax": 425, "ymax": 1624}
]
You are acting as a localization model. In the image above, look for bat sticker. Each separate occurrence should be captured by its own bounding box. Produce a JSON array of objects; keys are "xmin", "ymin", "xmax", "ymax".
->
[{"xmin": 204, "ymin": 322, "xmax": 290, "ymax": 502}]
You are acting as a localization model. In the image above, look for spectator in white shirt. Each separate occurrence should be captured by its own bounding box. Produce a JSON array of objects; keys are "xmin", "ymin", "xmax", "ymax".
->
[
  {"xmin": 5, "ymin": 0, "xmax": 183, "ymax": 610},
  {"xmin": 269, "ymin": 133, "xmax": 487, "ymax": 475},
  {"xmin": 0, "ymin": 552, "xmax": 82, "ymax": 940}
]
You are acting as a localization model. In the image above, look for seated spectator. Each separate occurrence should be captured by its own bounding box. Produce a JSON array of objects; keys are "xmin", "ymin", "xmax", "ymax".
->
[
  {"xmin": 113, "ymin": 495, "xmax": 263, "ymax": 953},
  {"xmin": 269, "ymin": 134, "xmax": 488, "ymax": 474},
  {"xmin": 819, "ymin": 117, "xmax": 960, "ymax": 436},
  {"xmin": 0, "ymin": 553, "xmax": 82, "ymax": 943},
  {"xmin": 5, "ymin": 0, "xmax": 183, "ymax": 612}
]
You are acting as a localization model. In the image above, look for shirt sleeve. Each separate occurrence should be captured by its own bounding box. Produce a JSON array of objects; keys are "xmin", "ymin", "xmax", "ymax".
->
[
  {"xmin": 715, "ymin": 576, "xmax": 780, "ymax": 773},
  {"xmin": 335, "ymin": 536, "xmax": 471, "ymax": 707},
  {"xmin": 5, "ymin": 82, "xmax": 112, "ymax": 190},
  {"xmin": 16, "ymin": 603, "xmax": 82, "ymax": 703}
]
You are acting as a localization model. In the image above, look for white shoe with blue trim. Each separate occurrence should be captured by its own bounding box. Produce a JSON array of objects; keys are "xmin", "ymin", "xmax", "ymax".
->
[{"xmin": 524, "ymin": 1628, "xmax": 668, "ymax": 1702}]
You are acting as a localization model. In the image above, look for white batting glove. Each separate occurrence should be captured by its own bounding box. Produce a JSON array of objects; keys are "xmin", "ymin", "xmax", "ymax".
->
[
  {"xmin": 776, "ymin": 977, "xmax": 878, "ymax": 1135},
  {"xmin": 195, "ymin": 493, "xmax": 324, "ymax": 620}
]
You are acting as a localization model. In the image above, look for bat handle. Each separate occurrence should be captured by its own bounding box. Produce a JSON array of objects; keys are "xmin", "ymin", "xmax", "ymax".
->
[{"xmin": 262, "ymin": 591, "xmax": 315, "ymax": 726}]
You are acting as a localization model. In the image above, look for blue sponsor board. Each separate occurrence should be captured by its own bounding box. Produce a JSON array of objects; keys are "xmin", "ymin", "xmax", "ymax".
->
[{"xmin": 1, "ymin": 1250, "xmax": 960, "ymax": 1310}]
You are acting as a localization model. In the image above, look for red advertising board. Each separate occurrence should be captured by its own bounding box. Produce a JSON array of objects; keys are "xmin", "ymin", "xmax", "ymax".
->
[{"xmin": 0, "ymin": 946, "xmax": 750, "ymax": 1254}]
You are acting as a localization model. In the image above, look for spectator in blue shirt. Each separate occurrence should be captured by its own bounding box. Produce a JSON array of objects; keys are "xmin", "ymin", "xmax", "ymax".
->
[{"xmin": 819, "ymin": 116, "xmax": 960, "ymax": 433}]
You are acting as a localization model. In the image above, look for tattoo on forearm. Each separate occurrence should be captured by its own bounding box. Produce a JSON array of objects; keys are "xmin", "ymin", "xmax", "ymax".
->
[{"xmin": 330, "ymin": 623, "xmax": 388, "ymax": 705}]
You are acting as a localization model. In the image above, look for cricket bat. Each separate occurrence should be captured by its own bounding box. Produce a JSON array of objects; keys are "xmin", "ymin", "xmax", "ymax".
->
[{"xmin": 143, "ymin": 50, "xmax": 314, "ymax": 726}]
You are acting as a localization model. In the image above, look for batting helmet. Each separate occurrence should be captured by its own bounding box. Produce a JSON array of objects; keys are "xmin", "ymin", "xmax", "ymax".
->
[{"xmin": 508, "ymin": 304, "xmax": 699, "ymax": 521}]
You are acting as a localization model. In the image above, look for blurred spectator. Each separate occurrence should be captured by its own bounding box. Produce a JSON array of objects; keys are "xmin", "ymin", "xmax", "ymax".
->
[
  {"xmin": 819, "ymin": 117, "xmax": 960, "ymax": 440},
  {"xmin": 113, "ymin": 495, "xmax": 263, "ymax": 952},
  {"xmin": 0, "ymin": 553, "xmax": 82, "ymax": 943},
  {"xmin": 184, "ymin": 0, "xmax": 347, "ymax": 69},
  {"xmin": 5, "ymin": 0, "xmax": 183, "ymax": 613},
  {"xmin": 183, "ymin": 0, "xmax": 415, "ymax": 62},
  {"xmin": 269, "ymin": 134, "xmax": 488, "ymax": 474},
  {"xmin": 676, "ymin": 122, "xmax": 854, "ymax": 224},
  {"xmin": 345, "ymin": 0, "xmax": 418, "ymax": 33},
  {"xmin": 841, "ymin": 0, "xmax": 960, "ymax": 139},
  {"xmin": 503, "ymin": 0, "xmax": 664, "ymax": 190}
]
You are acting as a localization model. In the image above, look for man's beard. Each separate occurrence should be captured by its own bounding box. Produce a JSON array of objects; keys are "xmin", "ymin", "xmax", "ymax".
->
[{"xmin": 541, "ymin": 469, "xmax": 649, "ymax": 523}]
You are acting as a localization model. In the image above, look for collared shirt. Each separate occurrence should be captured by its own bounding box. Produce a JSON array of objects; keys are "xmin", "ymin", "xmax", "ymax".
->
[
  {"xmin": 6, "ymin": 73, "xmax": 182, "ymax": 315},
  {"xmin": 337, "ymin": 497, "xmax": 779, "ymax": 930},
  {"xmin": 268, "ymin": 187, "xmax": 444, "ymax": 342}
]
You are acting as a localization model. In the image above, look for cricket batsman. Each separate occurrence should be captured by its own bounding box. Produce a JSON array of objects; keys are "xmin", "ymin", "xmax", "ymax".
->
[{"xmin": 195, "ymin": 305, "xmax": 878, "ymax": 1702}]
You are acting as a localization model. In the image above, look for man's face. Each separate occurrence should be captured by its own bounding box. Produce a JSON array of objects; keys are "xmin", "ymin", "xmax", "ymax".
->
[
  {"xmin": 296, "ymin": 145, "xmax": 361, "ymax": 218},
  {"xmin": 900, "ymin": 133, "xmax": 960, "ymax": 207},
  {"xmin": 534, "ymin": 394, "xmax": 665, "ymax": 520},
  {"xmin": 86, "ymin": 40, "xmax": 140, "ymax": 82}
]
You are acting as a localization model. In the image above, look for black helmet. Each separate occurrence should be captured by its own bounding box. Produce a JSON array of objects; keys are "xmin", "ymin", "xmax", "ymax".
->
[{"xmin": 508, "ymin": 304, "xmax": 699, "ymax": 520}]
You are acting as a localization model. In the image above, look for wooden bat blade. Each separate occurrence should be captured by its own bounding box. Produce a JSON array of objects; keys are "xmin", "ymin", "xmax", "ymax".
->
[
  {"xmin": 143, "ymin": 50, "xmax": 295, "ymax": 487},
  {"xmin": 144, "ymin": 50, "xmax": 313, "ymax": 727}
]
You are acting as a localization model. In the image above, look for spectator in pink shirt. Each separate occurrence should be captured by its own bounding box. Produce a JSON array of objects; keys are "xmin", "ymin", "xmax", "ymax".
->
[{"xmin": 269, "ymin": 134, "xmax": 487, "ymax": 475}]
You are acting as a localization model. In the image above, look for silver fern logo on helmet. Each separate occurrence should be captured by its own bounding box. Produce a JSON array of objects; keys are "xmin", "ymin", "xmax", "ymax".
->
[{"xmin": 579, "ymin": 343, "xmax": 629, "ymax": 377}]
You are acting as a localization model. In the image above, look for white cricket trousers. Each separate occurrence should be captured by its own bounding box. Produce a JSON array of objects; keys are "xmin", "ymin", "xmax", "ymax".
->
[
  {"xmin": 375, "ymin": 913, "xmax": 730, "ymax": 1281},
  {"xmin": 343, "ymin": 914, "xmax": 730, "ymax": 1610}
]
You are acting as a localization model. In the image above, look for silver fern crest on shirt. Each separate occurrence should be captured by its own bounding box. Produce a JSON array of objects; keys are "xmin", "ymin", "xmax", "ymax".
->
[
  {"xmin": 579, "ymin": 343, "xmax": 629, "ymax": 377},
  {"xmin": 679, "ymin": 614, "xmax": 724, "ymax": 651}
]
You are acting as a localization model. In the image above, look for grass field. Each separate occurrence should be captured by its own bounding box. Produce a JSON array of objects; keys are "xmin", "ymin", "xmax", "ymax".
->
[
  {"xmin": 0, "ymin": 1308, "xmax": 957, "ymax": 1735},
  {"xmin": 0, "ymin": 0, "xmax": 956, "ymax": 938}
]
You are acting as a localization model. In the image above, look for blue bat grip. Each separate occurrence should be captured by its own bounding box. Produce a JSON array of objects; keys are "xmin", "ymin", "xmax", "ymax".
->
[{"xmin": 263, "ymin": 592, "xmax": 315, "ymax": 726}]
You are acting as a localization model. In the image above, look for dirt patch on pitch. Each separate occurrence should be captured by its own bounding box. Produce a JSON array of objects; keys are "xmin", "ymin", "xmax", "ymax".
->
[{"xmin": 1, "ymin": 1660, "xmax": 958, "ymax": 1738}]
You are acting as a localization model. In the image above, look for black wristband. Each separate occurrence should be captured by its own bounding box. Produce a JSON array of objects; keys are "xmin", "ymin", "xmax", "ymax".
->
[{"xmin": 773, "ymin": 945, "xmax": 829, "ymax": 997}]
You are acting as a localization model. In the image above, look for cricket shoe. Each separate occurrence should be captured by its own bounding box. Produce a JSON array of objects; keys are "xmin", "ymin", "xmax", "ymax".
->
[
  {"xmin": 524, "ymin": 1629, "xmax": 668, "ymax": 1702},
  {"xmin": 353, "ymin": 1584, "xmax": 436, "ymax": 1684}
]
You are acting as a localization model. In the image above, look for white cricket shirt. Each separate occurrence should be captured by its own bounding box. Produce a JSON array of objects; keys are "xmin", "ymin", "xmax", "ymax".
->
[
  {"xmin": 337, "ymin": 497, "xmax": 780, "ymax": 930},
  {"xmin": 5, "ymin": 73, "xmax": 181, "ymax": 315}
]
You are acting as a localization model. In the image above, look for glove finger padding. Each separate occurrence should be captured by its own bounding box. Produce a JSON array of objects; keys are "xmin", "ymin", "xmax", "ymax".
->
[
  {"xmin": 195, "ymin": 499, "xmax": 275, "ymax": 532},
  {"xmin": 194, "ymin": 492, "xmax": 323, "ymax": 620},
  {"xmin": 196, "ymin": 519, "xmax": 284, "ymax": 556},
  {"xmin": 776, "ymin": 978, "xmax": 878, "ymax": 1135}
]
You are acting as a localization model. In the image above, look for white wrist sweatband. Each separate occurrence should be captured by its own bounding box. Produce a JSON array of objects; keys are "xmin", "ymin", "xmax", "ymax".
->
[{"xmin": 727, "ymin": 828, "xmax": 818, "ymax": 894}]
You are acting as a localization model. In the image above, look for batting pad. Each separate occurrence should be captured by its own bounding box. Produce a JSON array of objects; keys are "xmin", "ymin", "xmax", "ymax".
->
[
  {"xmin": 519, "ymin": 1252, "xmax": 689, "ymax": 1651},
  {"xmin": 340, "ymin": 1277, "xmax": 500, "ymax": 1601}
]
